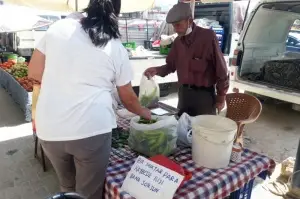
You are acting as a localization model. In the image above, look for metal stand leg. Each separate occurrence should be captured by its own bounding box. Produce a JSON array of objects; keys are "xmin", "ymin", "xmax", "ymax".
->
[
  {"xmin": 34, "ymin": 134, "xmax": 47, "ymax": 172},
  {"xmin": 40, "ymin": 145, "xmax": 47, "ymax": 172},
  {"xmin": 34, "ymin": 135, "xmax": 38, "ymax": 158}
]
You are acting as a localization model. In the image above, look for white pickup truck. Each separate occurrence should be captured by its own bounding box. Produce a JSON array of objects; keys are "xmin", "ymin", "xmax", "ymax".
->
[{"xmin": 230, "ymin": 0, "xmax": 300, "ymax": 110}]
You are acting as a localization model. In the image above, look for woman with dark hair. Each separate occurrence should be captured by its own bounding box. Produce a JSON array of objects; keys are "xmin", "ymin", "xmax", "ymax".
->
[{"xmin": 28, "ymin": 0, "xmax": 151, "ymax": 198}]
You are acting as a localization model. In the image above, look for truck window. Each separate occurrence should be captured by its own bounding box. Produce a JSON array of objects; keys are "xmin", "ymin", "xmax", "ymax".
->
[
  {"xmin": 286, "ymin": 20, "xmax": 300, "ymax": 53},
  {"xmin": 239, "ymin": 2, "xmax": 300, "ymax": 92},
  {"xmin": 194, "ymin": 2, "xmax": 231, "ymax": 55}
]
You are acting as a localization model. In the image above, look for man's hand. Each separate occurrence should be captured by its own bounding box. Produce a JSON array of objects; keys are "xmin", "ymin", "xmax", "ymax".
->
[
  {"xmin": 216, "ymin": 101, "xmax": 225, "ymax": 114},
  {"xmin": 144, "ymin": 67, "xmax": 158, "ymax": 79},
  {"xmin": 216, "ymin": 96, "xmax": 226, "ymax": 114}
]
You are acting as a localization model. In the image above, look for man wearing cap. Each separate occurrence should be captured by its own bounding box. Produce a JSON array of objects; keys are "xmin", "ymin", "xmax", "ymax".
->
[{"xmin": 144, "ymin": 2, "xmax": 229, "ymax": 117}]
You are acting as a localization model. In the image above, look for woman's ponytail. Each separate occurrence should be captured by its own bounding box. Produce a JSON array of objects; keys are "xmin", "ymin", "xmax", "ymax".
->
[{"xmin": 81, "ymin": 0, "xmax": 121, "ymax": 47}]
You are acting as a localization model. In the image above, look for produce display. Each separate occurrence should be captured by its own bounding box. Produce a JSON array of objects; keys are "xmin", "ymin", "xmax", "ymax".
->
[
  {"xmin": 0, "ymin": 58, "xmax": 38, "ymax": 92},
  {"xmin": 8, "ymin": 62, "xmax": 28, "ymax": 78},
  {"xmin": 128, "ymin": 116, "xmax": 178, "ymax": 157},
  {"xmin": 112, "ymin": 127, "xmax": 130, "ymax": 149},
  {"xmin": 0, "ymin": 54, "xmax": 35, "ymax": 122},
  {"xmin": 0, "ymin": 60, "xmax": 15, "ymax": 70},
  {"xmin": 17, "ymin": 77, "xmax": 40, "ymax": 92},
  {"xmin": 138, "ymin": 118, "xmax": 158, "ymax": 124}
]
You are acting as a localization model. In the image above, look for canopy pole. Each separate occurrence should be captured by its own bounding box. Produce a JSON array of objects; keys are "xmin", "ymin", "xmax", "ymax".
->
[
  {"xmin": 190, "ymin": 0, "xmax": 195, "ymax": 19},
  {"xmin": 75, "ymin": 0, "xmax": 78, "ymax": 11}
]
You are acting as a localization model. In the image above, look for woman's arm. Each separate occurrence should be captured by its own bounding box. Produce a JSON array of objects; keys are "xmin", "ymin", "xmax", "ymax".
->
[
  {"xmin": 28, "ymin": 49, "xmax": 45, "ymax": 83},
  {"xmin": 114, "ymin": 43, "xmax": 151, "ymax": 120},
  {"xmin": 117, "ymin": 83, "xmax": 151, "ymax": 120}
]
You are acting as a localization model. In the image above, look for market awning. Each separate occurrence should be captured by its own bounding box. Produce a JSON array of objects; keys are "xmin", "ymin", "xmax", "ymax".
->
[
  {"xmin": 0, "ymin": 5, "xmax": 52, "ymax": 32},
  {"xmin": 2, "ymin": 0, "xmax": 155, "ymax": 13},
  {"xmin": 180, "ymin": 0, "xmax": 234, "ymax": 3}
]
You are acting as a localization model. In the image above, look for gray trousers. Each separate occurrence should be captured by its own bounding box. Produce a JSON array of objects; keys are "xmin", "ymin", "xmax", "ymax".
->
[
  {"xmin": 40, "ymin": 133, "xmax": 112, "ymax": 199},
  {"xmin": 177, "ymin": 85, "xmax": 216, "ymax": 117}
]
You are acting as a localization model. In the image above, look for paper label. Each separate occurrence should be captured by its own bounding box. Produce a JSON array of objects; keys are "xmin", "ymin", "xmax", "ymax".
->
[
  {"xmin": 121, "ymin": 156, "xmax": 184, "ymax": 199},
  {"xmin": 151, "ymin": 108, "xmax": 169, "ymax": 115}
]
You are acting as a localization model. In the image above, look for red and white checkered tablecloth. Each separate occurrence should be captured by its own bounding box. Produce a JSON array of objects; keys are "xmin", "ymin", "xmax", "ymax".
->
[{"xmin": 106, "ymin": 104, "xmax": 276, "ymax": 199}]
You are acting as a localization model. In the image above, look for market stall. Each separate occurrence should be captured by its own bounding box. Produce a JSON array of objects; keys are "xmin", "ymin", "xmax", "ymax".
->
[
  {"xmin": 0, "ymin": 5, "xmax": 51, "ymax": 122},
  {"xmin": 103, "ymin": 103, "xmax": 276, "ymax": 199},
  {"xmin": 0, "ymin": 59, "xmax": 39, "ymax": 122}
]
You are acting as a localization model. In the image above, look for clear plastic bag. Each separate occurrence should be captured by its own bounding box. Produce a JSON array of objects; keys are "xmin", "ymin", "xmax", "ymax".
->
[
  {"xmin": 128, "ymin": 115, "xmax": 178, "ymax": 157},
  {"xmin": 176, "ymin": 113, "xmax": 193, "ymax": 147},
  {"xmin": 138, "ymin": 75, "xmax": 160, "ymax": 108}
]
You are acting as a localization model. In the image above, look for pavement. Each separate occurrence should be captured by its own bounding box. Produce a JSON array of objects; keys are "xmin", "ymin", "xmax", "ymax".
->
[
  {"xmin": 0, "ymin": 86, "xmax": 299, "ymax": 199},
  {"xmin": 0, "ymin": 88, "xmax": 59, "ymax": 199}
]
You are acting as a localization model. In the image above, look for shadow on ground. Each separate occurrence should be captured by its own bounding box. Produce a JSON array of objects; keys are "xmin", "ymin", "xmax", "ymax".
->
[
  {"xmin": 244, "ymin": 102, "xmax": 300, "ymax": 163},
  {"xmin": 0, "ymin": 135, "xmax": 58, "ymax": 199},
  {"xmin": 0, "ymin": 88, "xmax": 28, "ymax": 128}
]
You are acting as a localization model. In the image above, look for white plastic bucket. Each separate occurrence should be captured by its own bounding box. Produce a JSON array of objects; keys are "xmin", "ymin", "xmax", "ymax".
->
[{"xmin": 192, "ymin": 115, "xmax": 237, "ymax": 169}]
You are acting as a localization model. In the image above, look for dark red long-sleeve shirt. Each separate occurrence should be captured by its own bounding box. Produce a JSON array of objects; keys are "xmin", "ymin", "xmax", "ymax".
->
[{"xmin": 157, "ymin": 23, "xmax": 229, "ymax": 102}]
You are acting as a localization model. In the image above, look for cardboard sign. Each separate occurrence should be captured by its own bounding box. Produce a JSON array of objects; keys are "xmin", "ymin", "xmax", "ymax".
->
[{"xmin": 121, "ymin": 156, "xmax": 184, "ymax": 199}]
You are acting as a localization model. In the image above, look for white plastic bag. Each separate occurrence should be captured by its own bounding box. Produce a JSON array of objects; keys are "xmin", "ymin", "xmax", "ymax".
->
[
  {"xmin": 128, "ymin": 115, "xmax": 178, "ymax": 157},
  {"xmin": 176, "ymin": 113, "xmax": 193, "ymax": 147},
  {"xmin": 138, "ymin": 75, "xmax": 160, "ymax": 108},
  {"xmin": 160, "ymin": 33, "xmax": 178, "ymax": 46}
]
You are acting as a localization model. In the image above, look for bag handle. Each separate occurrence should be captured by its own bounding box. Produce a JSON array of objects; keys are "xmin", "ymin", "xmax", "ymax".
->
[{"xmin": 194, "ymin": 130, "xmax": 237, "ymax": 146}]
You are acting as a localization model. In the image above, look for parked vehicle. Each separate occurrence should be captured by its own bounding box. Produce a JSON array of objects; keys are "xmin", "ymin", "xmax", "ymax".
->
[
  {"xmin": 286, "ymin": 32, "xmax": 300, "ymax": 52},
  {"xmin": 230, "ymin": 0, "xmax": 300, "ymax": 110},
  {"xmin": 5, "ymin": 11, "xmax": 68, "ymax": 58},
  {"xmin": 142, "ymin": 0, "xmax": 249, "ymax": 85}
]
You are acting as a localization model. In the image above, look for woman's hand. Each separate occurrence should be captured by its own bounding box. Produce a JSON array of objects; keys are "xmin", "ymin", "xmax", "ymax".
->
[
  {"xmin": 140, "ymin": 108, "xmax": 152, "ymax": 120},
  {"xmin": 117, "ymin": 83, "xmax": 152, "ymax": 119}
]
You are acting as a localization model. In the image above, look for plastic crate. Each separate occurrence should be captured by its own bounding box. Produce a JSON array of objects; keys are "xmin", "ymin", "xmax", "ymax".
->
[
  {"xmin": 122, "ymin": 42, "xmax": 136, "ymax": 50},
  {"xmin": 159, "ymin": 46, "xmax": 170, "ymax": 55},
  {"xmin": 229, "ymin": 170, "xmax": 268, "ymax": 199},
  {"xmin": 229, "ymin": 178, "xmax": 254, "ymax": 199}
]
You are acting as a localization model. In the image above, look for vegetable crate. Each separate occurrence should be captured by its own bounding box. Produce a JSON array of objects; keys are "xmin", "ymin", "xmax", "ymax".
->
[
  {"xmin": 159, "ymin": 46, "xmax": 170, "ymax": 55},
  {"xmin": 122, "ymin": 42, "xmax": 136, "ymax": 50},
  {"xmin": 229, "ymin": 170, "xmax": 268, "ymax": 199}
]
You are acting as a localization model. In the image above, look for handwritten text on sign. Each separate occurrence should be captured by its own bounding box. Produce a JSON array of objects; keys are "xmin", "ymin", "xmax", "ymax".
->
[{"xmin": 121, "ymin": 156, "xmax": 184, "ymax": 199}]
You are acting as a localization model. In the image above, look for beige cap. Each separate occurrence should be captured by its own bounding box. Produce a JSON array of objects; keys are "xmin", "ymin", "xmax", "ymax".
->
[{"xmin": 166, "ymin": 2, "xmax": 192, "ymax": 24}]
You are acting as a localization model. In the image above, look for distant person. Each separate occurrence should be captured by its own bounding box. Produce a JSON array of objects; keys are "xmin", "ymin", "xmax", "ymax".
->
[
  {"xmin": 28, "ymin": 0, "xmax": 151, "ymax": 198},
  {"xmin": 144, "ymin": 2, "xmax": 229, "ymax": 117}
]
